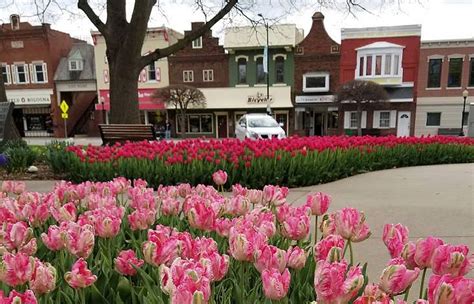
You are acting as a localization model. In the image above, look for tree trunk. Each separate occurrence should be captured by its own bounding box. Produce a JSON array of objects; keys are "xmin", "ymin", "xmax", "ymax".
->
[
  {"xmin": 179, "ymin": 108, "xmax": 187, "ymax": 138},
  {"xmin": 357, "ymin": 104, "xmax": 363, "ymax": 136},
  {"xmin": 107, "ymin": 52, "xmax": 141, "ymax": 124}
]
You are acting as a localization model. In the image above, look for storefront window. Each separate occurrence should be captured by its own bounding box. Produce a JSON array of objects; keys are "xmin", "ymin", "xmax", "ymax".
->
[
  {"xmin": 25, "ymin": 114, "xmax": 47, "ymax": 131},
  {"xmin": 328, "ymin": 111, "xmax": 338, "ymax": 129},
  {"xmin": 177, "ymin": 114, "xmax": 213, "ymax": 134}
]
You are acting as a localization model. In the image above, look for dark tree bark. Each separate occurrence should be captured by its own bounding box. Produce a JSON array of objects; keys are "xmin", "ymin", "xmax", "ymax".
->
[{"xmin": 78, "ymin": 0, "xmax": 237, "ymax": 124}]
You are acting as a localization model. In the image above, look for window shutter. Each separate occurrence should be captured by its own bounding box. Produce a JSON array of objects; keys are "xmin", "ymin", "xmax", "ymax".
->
[
  {"xmin": 361, "ymin": 111, "xmax": 367, "ymax": 129},
  {"xmin": 5, "ymin": 65, "xmax": 11, "ymax": 84},
  {"xmin": 140, "ymin": 69, "xmax": 147, "ymax": 82},
  {"xmin": 43, "ymin": 63, "xmax": 48, "ymax": 83},
  {"xmin": 344, "ymin": 112, "xmax": 351, "ymax": 128},
  {"xmin": 25, "ymin": 64, "xmax": 30, "ymax": 83},
  {"xmin": 103, "ymin": 69, "xmax": 109, "ymax": 83},
  {"xmin": 12, "ymin": 65, "xmax": 17, "ymax": 84},
  {"xmin": 390, "ymin": 110, "xmax": 397, "ymax": 128},
  {"xmin": 29, "ymin": 64, "xmax": 34, "ymax": 83},
  {"xmin": 156, "ymin": 67, "xmax": 161, "ymax": 82},
  {"xmin": 373, "ymin": 111, "xmax": 380, "ymax": 128}
]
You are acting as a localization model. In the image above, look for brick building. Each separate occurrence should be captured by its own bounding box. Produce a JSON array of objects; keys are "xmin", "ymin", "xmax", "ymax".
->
[
  {"xmin": 0, "ymin": 15, "xmax": 78, "ymax": 137},
  {"xmin": 340, "ymin": 25, "xmax": 422, "ymax": 136},
  {"xmin": 415, "ymin": 39, "xmax": 474, "ymax": 136},
  {"xmin": 293, "ymin": 12, "xmax": 341, "ymax": 136}
]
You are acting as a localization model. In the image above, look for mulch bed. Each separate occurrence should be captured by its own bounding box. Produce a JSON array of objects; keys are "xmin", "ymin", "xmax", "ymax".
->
[{"xmin": 0, "ymin": 162, "xmax": 65, "ymax": 181}]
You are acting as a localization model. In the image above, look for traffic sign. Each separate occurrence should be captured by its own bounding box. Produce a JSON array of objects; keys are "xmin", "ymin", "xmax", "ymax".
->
[
  {"xmin": 60, "ymin": 100, "xmax": 69, "ymax": 113},
  {"xmin": 61, "ymin": 113, "xmax": 69, "ymax": 119}
]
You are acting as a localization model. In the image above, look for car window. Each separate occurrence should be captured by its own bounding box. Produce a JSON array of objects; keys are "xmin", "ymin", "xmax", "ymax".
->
[
  {"xmin": 238, "ymin": 117, "xmax": 246, "ymax": 126},
  {"xmin": 247, "ymin": 116, "xmax": 279, "ymax": 128}
]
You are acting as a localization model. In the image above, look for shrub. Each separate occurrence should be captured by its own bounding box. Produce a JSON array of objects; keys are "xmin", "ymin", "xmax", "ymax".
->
[
  {"xmin": 51, "ymin": 136, "xmax": 474, "ymax": 188},
  {"xmin": 1, "ymin": 140, "xmax": 36, "ymax": 173}
]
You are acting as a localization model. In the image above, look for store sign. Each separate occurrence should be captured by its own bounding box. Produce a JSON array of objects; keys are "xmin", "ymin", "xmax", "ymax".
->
[
  {"xmin": 295, "ymin": 95, "xmax": 334, "ymax": 104},
  {"xmin": 247, "ymin": 92, "xmax": 273, "ymax": 104},
  {"xmin": 97, "ymin": 89, "xmax": 165, "ymax": 110},
  {"xmin": 7, "ymin": 90, "xmax": 52, "ymax": 106}
]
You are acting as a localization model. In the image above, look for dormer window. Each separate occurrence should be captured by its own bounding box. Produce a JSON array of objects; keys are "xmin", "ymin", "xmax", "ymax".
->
[
  {"xmin": 192, "ymin": 37, "xmax": 202, "ymax": 49},
  {"xmin": 356, "ymin": 42, "xmax": 404, "ymax": 82},
  {"xmin": 69, "ymin": 60, "xmax": 83, "ymax": 71}
]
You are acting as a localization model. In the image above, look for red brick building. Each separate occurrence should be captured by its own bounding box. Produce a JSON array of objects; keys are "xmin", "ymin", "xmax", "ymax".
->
[
  {"xmin": 340, "ymin": 25, "xmax": 422, "ymax": 136},
  {"xmin": 0, "ymin": 15, "xmax": 78, "ymax": 137},
  {"xmin": 415, "ymin": 39, "xmax": 474, "ymax": 136},
  {"xmin": 293, "ymin": 12, "xmax": 341, "ymax": 136}
]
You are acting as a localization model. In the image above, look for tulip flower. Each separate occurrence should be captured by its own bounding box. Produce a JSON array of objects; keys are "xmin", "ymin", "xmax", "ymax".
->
[
  {"xmin": 428, "ymin": 274, "xmax": 474, "ymax": 304},
  {"xmin": 280, "ymin": 207, "xmax": 311, "ymax": 241},
  {"xmin": 382, "ymin": 223, "xmax": 409, "ymax": 258},
  {"xmin": 0, "ymin": 252, "xmax": 36, "ymax": 287},
  {"xmin": 413, "ymin": 236, "xmax": 444, "ymax": 269},
  {"xmin": 246, "ymin": 189, "xmax": 263, "ymax": 205},
  {"xmin": 254, "ymin": 244, "xmax": 287, "ymax": 273},
  {"xmin": 305, "ymin": 192, "xmax": 331, "ymax": 216},
  {"xmin": 114, "ymin": 250, "xmax": 144, "ymax": 276},
  {"xmin": 262, "ymin": 185, "xmax": 287, "ymax": 206},
  {"xmin": 64, "ymin": 258, "xmax": 97, "ymax": 288},
  {"xmin": 431, "ymin": 244, "xmax": 472, "ymax": 277},
  {"xmin": 161, "ymin": 197, "xmax": 181, "ymax": 216},
  {"xmin": 212, "ymin": 170, "xmax": 227, "ymax": 188},
  {"xmin": 0, "ymin": 290, "xmax": 38, "ymax": 304},
  {"xmin": 63, "ymin": 222, "xmax": 95, "ymax": 259},
  {"xmin": 29, "ymin": 260, "xmax": 57, "ymax": 294},
  {"xmin": 313, "ymin": 234, "xmax": 345, "ymax": 262},
  {"xmin": 1, "ymin": 181, "xmax": 26, "ymax": 195},
  {"xmin": 40, "ymin": 225, "xmax": 65, "ymax": 251},
  {"xmin": 334, "ymin": 208, "xmax": 371, "ymax": 243},
  {"xmin": 401, "ymin": 241, "xmax": 417, "ymax": 269},
  {"xmin": 314, "ymin": 260, "xmax": 364, "ymax": 303},
  {"xmin": 2, "ymin": 221, "xmax": 37, "ymax": 256},
  {"xmin": 128, "ymin": 208, "xmax": 156, "ymax": 231},
  {"xmin": 95, "ymin": 214, "xmax": 122, "ymax": 238},
  {"xmin": 187, "ymin": 203, "xmax": 216, "ymax": 232},
  {"xmin": 262, "ymin": 268, "xmax": 291, "ymax": 301},
  {"xmin": 379, "ymin": 258, "xmax": 420, "ymax": 296},
  {"xmin": 229, "ymin": 227, "xmax": 267, "ymax": 262},
  {"xmin": 200, "ymin": 252, "xmax": 230, "ymax": 282},
  {"xmin": 287, "ymin": 246, "xmax": 307, "ymax": 270}
]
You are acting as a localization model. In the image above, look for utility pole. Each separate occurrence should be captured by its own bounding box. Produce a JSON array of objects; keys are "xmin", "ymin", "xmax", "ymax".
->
[{"xmin": 258, "ymin": 14, "xmax": 271, "ymax": 116}]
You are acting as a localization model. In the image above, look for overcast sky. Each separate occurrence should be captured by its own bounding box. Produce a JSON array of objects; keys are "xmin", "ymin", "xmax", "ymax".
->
[{"xmin": 1, "ymin": 0, "xmax": 473, "ymax": 43}]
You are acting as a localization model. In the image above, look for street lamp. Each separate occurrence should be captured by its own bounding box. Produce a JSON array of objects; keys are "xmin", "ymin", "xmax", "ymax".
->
[
  {"xmin": 258, "ymin": 13, "xmax": 271, "ymax": 116},
  {"xmin": 459, "ymin": 89, "xmax": 469, "ymax": 136}
]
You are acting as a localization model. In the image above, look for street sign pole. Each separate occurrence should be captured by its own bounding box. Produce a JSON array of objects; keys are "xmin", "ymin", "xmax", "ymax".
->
[
  {"xmin": 64, "ymin": 118, "xmax": 67, "ymax": 139},
  {"xmin": 60, "ymin": 100, "xmax": 70, "ymax": 139}
]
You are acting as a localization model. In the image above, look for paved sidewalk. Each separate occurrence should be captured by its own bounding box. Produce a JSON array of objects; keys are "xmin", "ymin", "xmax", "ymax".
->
[{"xmin": 20, "ymin": 163, "xmax": 474, "ymax": 293}]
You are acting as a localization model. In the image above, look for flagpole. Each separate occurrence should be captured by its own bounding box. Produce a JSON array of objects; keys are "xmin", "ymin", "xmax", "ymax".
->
[{"xmin": 258, "ymin": 13, "xmax": 271, "ymax": 116}]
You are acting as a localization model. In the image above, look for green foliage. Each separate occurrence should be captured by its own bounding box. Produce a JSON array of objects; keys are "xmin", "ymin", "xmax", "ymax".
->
[
  {"xmin": 49, "ymin": 143, "xmax": 474, "ymax": 189},
  {"xmin": 46, "ymin": 140, "xmax": 75, "ymax": 174},
  {"xmin": 1, "ymin": 140, "xmax": 37, "ymax": 173}
]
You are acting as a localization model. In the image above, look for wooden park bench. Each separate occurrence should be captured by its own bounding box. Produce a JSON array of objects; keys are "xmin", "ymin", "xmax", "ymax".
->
[
  {"xmin": 99, "ymin": 124, "xmax": 157, "ymax": 145},
  {"xmin": 437, "ymin": 128, "xmax": 461, "ymax": 136}
]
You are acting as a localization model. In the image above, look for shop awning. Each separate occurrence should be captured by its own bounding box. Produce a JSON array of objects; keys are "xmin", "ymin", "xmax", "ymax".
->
[{"xmin": 95, "ymin": 89, "xmax": 165, "ymax": 110}]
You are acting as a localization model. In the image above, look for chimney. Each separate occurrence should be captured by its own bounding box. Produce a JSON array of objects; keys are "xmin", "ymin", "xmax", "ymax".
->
[
  {"xmin": 10, "ymin": 14, "xmax": 20, "ymax": 30},
  {"xmin": 312, "ymin": 12, "xmax": 325, "ymax": 21}
]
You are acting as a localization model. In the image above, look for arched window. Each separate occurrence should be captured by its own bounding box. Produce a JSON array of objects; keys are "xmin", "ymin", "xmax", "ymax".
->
[
  {"xmin": 275, "ymin": 56, "xmax": 285, "ymax": 83},
  {"xmin": 237, "ymin": 58, "xmax": 247, "ymax": 84},
  {"xmin": 256, "ymin": 57, "xmax": 265, "ymax": 84}
]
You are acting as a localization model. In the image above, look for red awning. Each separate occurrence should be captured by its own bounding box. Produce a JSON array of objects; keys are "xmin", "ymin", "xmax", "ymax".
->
[{"xmin": 95, "ymin": 89, "xmax": 165, "ymax": 111}]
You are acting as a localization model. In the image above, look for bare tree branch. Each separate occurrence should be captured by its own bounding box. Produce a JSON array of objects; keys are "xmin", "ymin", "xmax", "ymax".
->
[{"xmin": 77, "ymin": 0, "xmax": 106, "ymax": 34}]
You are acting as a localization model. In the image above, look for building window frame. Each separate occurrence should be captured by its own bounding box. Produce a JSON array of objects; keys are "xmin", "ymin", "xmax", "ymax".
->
[
  {"xmin": 303, "ymin": 72, "xmax": 330, "ymax": 93},
  {"xmin": 468, "ymin": 56, "xmax": 474, "ymax": 88},
  {"xmin": 1, "ymin": 63, "xmax": 11, "ymax": 85},
  {"xmin": 427, "ymin": 58, "xmax": 443, "ymax": 88},
  {"xmin": 355, "ymin": 46, "xmax": 403, "ymax": 79},
  {"xmin": 147, "ymin": 62, "xmax": 157, "ymax": 82},
  {"xmin": 426, "ymin": 112, "xmax": 441, "ymax": 127},
  {"xmin": 237, "ymin": 57, "xmax": 247, "ymax": 84},
  {"xmin": 275, "ymin": 55, "xmax": 285, "ymax": 83},
  {"xmin": 68, "ymin": 60, "xmax": 83, "ymax": 71},
  {"xmin": 447, "ymin": 57, "xmax": 463, "ymax": 88},
  {"xmin": 176, "ymin": 113, "xmax": 214, "ymax": 134},
  {"xmin": 255, "ymin": 56, "xmax": 265, "ymax": 84},
  {"xmin": 344, "ymin": 111, "xmax": 367, "ymax": 129},
  {"xmin": 13, "ymin": 63, "xmax": 29, "ymax": 84},
  {"xmin": 203, "ymin": 69, "xmax": 214, "ymax": 82},
  {"xmin": 192, "ymin": 37, "xmax": 202, "ymax": 49},
  {"xmin": 32, "ymin": 62, "xmax": 48, "ymax": 83},
  {"xmin": 183, "ymin": 70, "xmax": 194, "ymax": 83}
]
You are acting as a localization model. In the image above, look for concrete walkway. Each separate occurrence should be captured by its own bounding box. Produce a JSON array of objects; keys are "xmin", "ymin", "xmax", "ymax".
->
[{"xmin": 20, "ymin": 163, "xmax": 474, "ymax": 293}]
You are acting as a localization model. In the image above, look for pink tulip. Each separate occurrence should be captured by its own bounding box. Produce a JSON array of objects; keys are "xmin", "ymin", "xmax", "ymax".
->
[
  {"xmin": 280, "ymin": 207, "xmax": 311, "ymax": 241},
  {"xmin": 382, "ymin": 223, "xmax": 409, "ymax": 258},
  {"xmin": 142, "ymin": 240, "xmax": 180, "ymax": 267},
  {"xmin": 305, "ymin": 192, "xmax": 331, "ymax": 216},
  {"xmin": 21, "ymin": 200, "xmax": 50, "ymax": 227},
  {"xmin": 246, "ymin": 189, "xmax": 263, "ymax": 205},
  {"xmin": 254, "ymin": 244, "xmax": 287, "ymax": 273},
  {"xmin": 229, "ymin": 227, "xmax": 267, "ymax": 262},
  {"xmin": 200, "ymin": 252, "xmax": 229, "ymax": 282},
  {"xmin": 63, "ymin": 222, "xmax": 95, "ymax": 259},
  {"xmin": 314, "ymin": 260, "xmax": 364, "ymax": 303},
  {"xmin": 1, "ymin": 181, "xmax": 26, "ymax": 194},
  {"xmin": 379, "ymin": 258, "xmax": 420, "ymax": 296},
  {"xmin": 187, "ymin": 203, "xmax": 216, "ymax": 232},
  {"xmin": 40, "ymin": 225, "xmax": 65, "ymax": 251},
  {"xmin": 225, "ymin": 195, "xmax": 250, "ymax": 216},
  {"xmin": 114, "ymin": 250, "xmax": 144, "ymax": 276},
  {"xmin": 262, "ymin": 185, "xmax": 287, "ymax": 206},
  {"xmin": 64, "ymin": 258, "xmax": 97, "ymax": 288},
  {"xmin": 161, "ymin": 197, "xmax": 181, "ymax": 216},
  {"xmin": 401, "ymin": 241, "xmax": 418, "ymax": 269},
  {"xmin": 414, "ymin": 236, "xmax": 444, "ymax": 269},
  {"xmin": 431, "ymin": 244, "xmax": 472, "ymax": 277},
  {"xmin": 0, "ymin": 290, "xmax": 38, "ymax": 304},
  {"xmin": 95, "ymin": 214, "xmax": 122, "ymax": 238},
  {"xmin": 287, "ymin": 246, "xmax": 307, "ymax": 270},
  {"xmin": 212, "ymin": 170, "xmax": 227, "ymax": 186},
  {"xmin": 214, "ymin": 217, "xmax": 235, "ymax": 237},
  {"xmin": 353, "ymin": 283, "xmax": 391, "ymax": 303},
  {"xmin": 2, "ymin": 222, "xmax": 37, "ymax": 255},
  {"xmin": 29, "ymin": 260, "xmax": 57, "ymax": 294},
  {"xmin": 334, "ymin": 208, "xmax": 371, "ymax": 242},
  {"xmin": 50, "ymin": 202, "xmax": 77, "ymax": 223},
  {"xmin": 262, "ymin": 268, "xmax": 291, "ymax": 300},
  {"xmin": 428, "ymin": 274, "xmax": 474, "ymax": 304},
  {"xmin": 0, "ymin": 252, "xmax": 35, "ymax": 287},
  {"xmin": 128, "ymin": 208, "xmax": 156, "ymax": 231},
  {"xmin": 313, "ymin": 234, "xmax": 345, "ymax": 262},
  {"xmin": 232, "ymin": 184, "xmax": 248, "ymax": 197}
]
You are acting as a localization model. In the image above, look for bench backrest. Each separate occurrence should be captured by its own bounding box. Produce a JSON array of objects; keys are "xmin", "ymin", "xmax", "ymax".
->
[{"xmin": 99, "ymin": 124, "xmax": 156, "ymax": 145}]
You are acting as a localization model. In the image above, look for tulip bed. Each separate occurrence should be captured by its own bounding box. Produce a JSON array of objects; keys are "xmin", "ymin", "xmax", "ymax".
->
[
  {"xmin": 48, "ymin": 136, "xmax": 474, "ymax": 188},
  {"xmin": 1, "ymin": 178, "xmax": 473, "ymax": 304}
]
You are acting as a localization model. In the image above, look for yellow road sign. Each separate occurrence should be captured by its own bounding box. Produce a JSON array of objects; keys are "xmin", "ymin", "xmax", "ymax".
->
[
  {"xmin": 61, "ymin": 113, "xmax": 68, "ymax": 119},
  {"xmin": 60, "ymin": 100, "xmax": 69, "ymax": 113}
]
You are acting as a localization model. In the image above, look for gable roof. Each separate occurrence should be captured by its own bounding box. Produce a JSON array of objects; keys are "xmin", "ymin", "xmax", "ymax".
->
[{"xmin": 54, "ymin": 42, "xmax": 96, "ymax": 81}]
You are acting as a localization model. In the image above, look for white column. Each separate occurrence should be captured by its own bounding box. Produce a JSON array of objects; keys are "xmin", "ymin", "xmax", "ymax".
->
[{"xmin": 144, "ymin": 111, "xmax": 149, "ymax": 124}]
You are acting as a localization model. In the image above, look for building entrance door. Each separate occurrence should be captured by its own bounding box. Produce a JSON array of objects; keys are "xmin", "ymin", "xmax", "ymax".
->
[
  {"xmin": 314, "ymin": 113, "xmax": 324, "ymax": 136},
  {"xmin": 397, "ymin": 111, "xmax": 411, "ymax": 137},
  {"xmin": 217, "ymin": 115, "xmax": 228, "ymax": 138}
]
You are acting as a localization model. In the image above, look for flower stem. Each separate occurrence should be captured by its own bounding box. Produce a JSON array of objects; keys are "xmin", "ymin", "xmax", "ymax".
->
[
  {"xmin": 419, "ymin": 268, "xmax": 427, "ymax": 299},
  {"xmin": 404, "ymin": 285, "xmax": 411, "ymax": 301},
  {"xmin": 348, "ymin": 240, "xmax": 354, "ymax": 265},
  {"xmin": 314, "ymin": 215, "xmax": 318, "ymax": 244}
]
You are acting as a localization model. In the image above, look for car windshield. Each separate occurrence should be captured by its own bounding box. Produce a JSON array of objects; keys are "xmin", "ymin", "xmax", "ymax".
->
[{"xmin": 247, "ymin": 116, "xmax": 279, "ymax": 128}]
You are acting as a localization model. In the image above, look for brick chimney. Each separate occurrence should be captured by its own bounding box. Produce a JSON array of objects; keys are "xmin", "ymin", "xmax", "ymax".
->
[{"xmin": 10, "ymin": 14, "xmax": 20, "ymax": 30}]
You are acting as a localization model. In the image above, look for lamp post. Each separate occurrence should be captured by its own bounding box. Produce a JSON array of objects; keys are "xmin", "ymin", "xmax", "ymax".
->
[
  {"xmin": 459, "ymin": 89, "xmax": 469, "ymax": 136},
  {"xmin": 258, "ymin": 13, "xmax": 271, "ymax": 116}
]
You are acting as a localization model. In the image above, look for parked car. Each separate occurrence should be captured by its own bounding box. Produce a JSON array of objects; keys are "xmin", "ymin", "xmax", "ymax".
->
[{"xmin": 235, "ymin": 113, "xmax": 286, "ymax": 140}]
